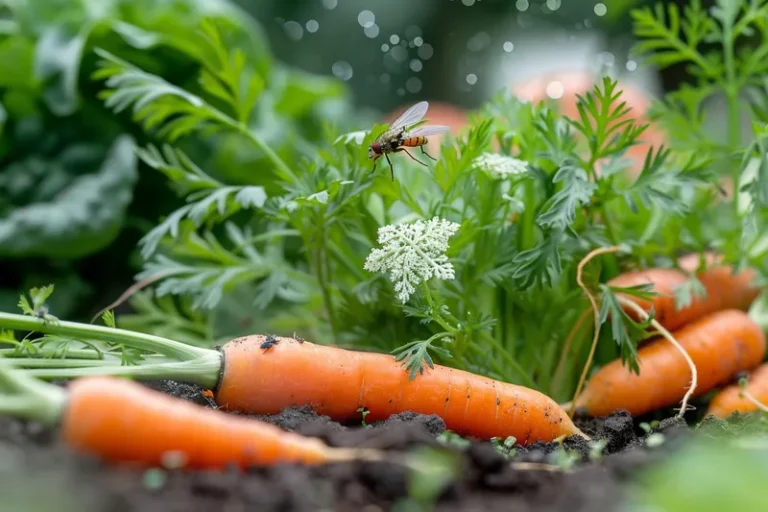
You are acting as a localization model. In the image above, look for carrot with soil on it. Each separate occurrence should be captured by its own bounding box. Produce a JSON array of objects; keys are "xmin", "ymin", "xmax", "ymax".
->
[
  {"xmin": 0, "ymin": 311, "xmax": 587, "ymax": 445},
  {"xmin": 0, "ymin": 360, "xmax": 383, "ymax": 470},
  {"xmin": 570, "ymin": 308, "xmax": 766, "ymax": 418},
  {"xmin": 607, "ymin": 251, "xmax": 760, "ymax": 333},
  {"xmin": 706, "ymin": 363, "xmax": 768, "ymax": 418}
]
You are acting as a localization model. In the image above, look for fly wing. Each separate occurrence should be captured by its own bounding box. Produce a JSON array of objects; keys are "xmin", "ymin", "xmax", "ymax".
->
[
  {"xmin": 404, "ymin": 125, "xmax": 451, "ymax": 137},
  {"xmin": 388, "ymin": 101, "xmax": 429, "ymax": 133}
]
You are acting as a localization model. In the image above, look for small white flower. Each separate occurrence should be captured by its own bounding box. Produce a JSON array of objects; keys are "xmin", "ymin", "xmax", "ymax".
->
[
  {"xmin": 364, "ymin": 216, "xmax": 460, "ymax": 303},
  {"xmin": 472, "ymin": 153, "xmax": 528, "ymax": 179}
]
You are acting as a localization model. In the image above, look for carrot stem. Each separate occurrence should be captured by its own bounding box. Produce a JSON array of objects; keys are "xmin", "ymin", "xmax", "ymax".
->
[
  {"xmin": 0, "ymin": 311, "xmax": 213, "ymax": 362},
  {"xmin": 6, "ymin": 359, "xmax": 124, "ymax": 369},
  {"xmin": 617, "ymin": 296, "xmax": 698, "ymax": 419},
  {"xmin": 0, "ymin": 348, "xmax": 106, "ymax": 359},
  {"xmin": 0, "ymin": 357, "xmax": 66, "ymax": 425},
  {"xmin": 19, "ymin": 357, "xmax": 221, "ymax": 389}
]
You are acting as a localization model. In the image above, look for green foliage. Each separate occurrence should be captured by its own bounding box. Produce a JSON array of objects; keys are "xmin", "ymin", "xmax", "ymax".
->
[
  {"xmin": 598, "ymin": 284, "xmax": 658, "ymax": 373},
  {"xmin": 630, "ymin": 0, "xmax": 768, "ymax": 282},
  {"xmin": 3, "ymin": 0, "xmax": 768, "ymax": 405},
  {"xmin": 0, "ymin": 136, "xmax": 138, "ymax": 258},
  {"xmin": 17, "ymin": 285, "xmax": 55, "ymax": 317},
  {"xmin": 626, "ymin": 439, "xmax": 768, "ymax": 512},
  {"xmin": 0, "ymin": 0, "xmax": 348, "ymax": 323}
]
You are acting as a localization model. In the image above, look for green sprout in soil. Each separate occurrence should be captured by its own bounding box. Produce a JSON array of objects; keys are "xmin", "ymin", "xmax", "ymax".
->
[{"xmin": 490, "ymin": 435, "xmax": 518, "ymax": 458}]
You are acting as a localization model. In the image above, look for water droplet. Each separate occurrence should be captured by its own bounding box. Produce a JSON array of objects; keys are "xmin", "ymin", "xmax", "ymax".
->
[
  {"xmin": 414, "ymin": 36, "xmax": 424, "ymax": 47},
  {"xmin": 546, "ymin": 0, "xmax": 561, "ymax": 10},
  {"xmin": 332, "ymin": 61, "xmax": 354, "ymax": 81},
  {"xmin": 466, "ymin": 73, "xmax": 478, "ymax": 85},
  {"xmin": 381, "ymin": 43, "xmax": 390, "ymax": 52},
  {"xmin": 584, "ymin": 18, "xmax": 593, "ymax": 28},
  {"xmin": 418, "ymin": 43, "xmax": 434, "ymax": 60},
  {"xmin": 503, "ymin": 41, "xmax": 514, "ymax": 52},
  {"xmin": 406, "ymin": 77, "xmax": 422, "ymax": 93},
  {"xmin": 410, "ymin": 59, "xmax": 423, "ymax": 72},
  {"xmin": 322, "ymin": 0, "xmax": 337, "ymax": 9},
  {"xmin": 389, "ymin": 45, "xmax": 408, "ymax": 62},
  {"xmin": 381, "ymin": 73, "xmax": 391, "ymax": 84},
  {"xmin": 462, "ymin": 0, "xmax": 476, "ymax": 5},
  {"xmin": 405, "ymin": 25, "xmax": 422, "ymax": 39},
  {"xmin": 597, "ymin": 51, "xmax": 615, "ymax": 68},
  {"xmin": 467, "ymin": 31, "xmax": 491, "ymax": 52},
  {"xmin": 284, "ymin": 21, "xmax": 303, "ymax": 41},
  {"xmin": 594, "ymin": 3, "xmax": 607, "ymax": 16},
  {"xmin": 306, "ymin": 20, "xmax": 319, "ymax": 33},
  {"xmin": 545, "ymin": 80, "xmax": 564, "ymax": 99},
  {"xmin": 516, "ymin": 0, "xmax": 529, "ymax": 11},
  {"xmin": 358, "ymin": 10, "xmax": 375, "ymax": 28},
  {"xmin": 390, "ymin": 34, "xmax": 400, "ymax": 45},
  {"xmin": 626, "ymin": 60, "xmax": 637, "ymax": 71},
  {"xmin": 397, "ymin": 88, "xmax": 406, "ymax": 96},
  {"xmin": 365, "ymin": 24, "xmax": 380, "ymax": 38}
]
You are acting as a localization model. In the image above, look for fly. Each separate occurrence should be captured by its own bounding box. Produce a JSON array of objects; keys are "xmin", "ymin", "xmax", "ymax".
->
[{"xmin": 368, "ymin": 101, "xmax": 450, "ymax": 181}]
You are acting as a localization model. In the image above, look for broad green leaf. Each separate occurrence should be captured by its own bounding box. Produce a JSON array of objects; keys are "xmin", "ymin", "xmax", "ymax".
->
[{"xmin": 0, "ymin": 135, "xmax": 138, "ymax": 258}]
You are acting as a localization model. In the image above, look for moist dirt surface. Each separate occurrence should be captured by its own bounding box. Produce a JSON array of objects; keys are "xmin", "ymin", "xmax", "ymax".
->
[{"xmin": 0, "ymin": 380, "xmax": 709, "ymax": 512}]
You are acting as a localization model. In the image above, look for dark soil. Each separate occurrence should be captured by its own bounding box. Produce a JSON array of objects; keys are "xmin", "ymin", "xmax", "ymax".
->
[{"xmin": 0, "ymin": 379, "xmax": 708, "ymax": 512}]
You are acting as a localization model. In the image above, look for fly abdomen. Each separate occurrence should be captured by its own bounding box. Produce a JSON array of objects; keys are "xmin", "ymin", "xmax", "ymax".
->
[{"xmin": 402, "ymin": 136, "xmax": 427, "ymax": 147}]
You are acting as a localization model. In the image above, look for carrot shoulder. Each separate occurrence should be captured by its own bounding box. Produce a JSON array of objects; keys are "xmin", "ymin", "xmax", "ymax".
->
[
  {"xmin": 607, "ymin": 253, "xmax": 760, "ymax": 332},
  {"xmin": 573, "ymin": 309, "xmax": 766, "ymax": 417},
  {"xmin": 215, "ymin": 336, "xmax": 586, "ymax": 444},
  {"xmin": 706, "ymin": 363, "xmax": 768, "ymax": 419},
  {"xmin": 62, "ymin": 376, "xmax": 345, "ymax": 469}
]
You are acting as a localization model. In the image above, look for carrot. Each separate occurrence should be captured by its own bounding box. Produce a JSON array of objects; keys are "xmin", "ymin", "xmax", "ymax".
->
[
  {"xmin": 0, "ymin": 367, "xmax": 374, "ymax": 470},
  {"xmin": 215, "ymin": 336, "xmax": 586, "ymax": 444},
  {"xmin": 608, "ymin": 252, "xmax": 760, "ymax": 333},
  {"xmin": 706, "ymin": 363, "xmax": 768, "ymax": 419},
  {"xmin": 573, "ymin": 309, "xmax": 766, "ymax": 417},
  {"xmin": 0, "ymin": 314, "xmax": 586, "ymax": 445}
]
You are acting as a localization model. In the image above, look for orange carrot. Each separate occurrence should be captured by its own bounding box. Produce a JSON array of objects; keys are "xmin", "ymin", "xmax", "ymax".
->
[
  {"xmin": 573, "ymin": 309, "xmax": 766, "ymax": 417},
  {"xmin": 608, "ymin": 253, "xmax": 760, "ymax": 332},
  {"xmin": 706, "ymin": 363, "xmax": 768, "ymax": 419},
  {"xmin": 4, "ymin": 373, "xmax": 375, "ymax": 470},
  {"xmin": 215, "ymin": 336, "xmax": 586, "ymax": 444},
  {"xmin": 3, "ymin": 314, "xmax": 585, "ymax": 445}
]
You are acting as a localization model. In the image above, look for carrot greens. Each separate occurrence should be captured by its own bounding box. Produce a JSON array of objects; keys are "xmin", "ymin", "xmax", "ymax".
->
[{"xmin": 0, "ymin": 2, "xmax": 766, "ymax": 403}]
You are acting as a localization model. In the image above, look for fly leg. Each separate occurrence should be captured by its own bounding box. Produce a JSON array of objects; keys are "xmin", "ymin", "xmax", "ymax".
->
[
  {"xmin": 385, "ymin": 153, "xmax": 395, "ymax": 181},
  {"xmin": 420, "ymin": 145, "xmax": 437, "ymax": 161},
  {"xmin": 396, "ymin": 147, "xmax": 429, "ymax": 167}
]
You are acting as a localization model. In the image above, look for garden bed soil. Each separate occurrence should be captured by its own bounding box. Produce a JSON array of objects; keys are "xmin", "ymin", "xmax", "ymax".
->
[{"xmin": 0, "ymin": 380, "xmax": 700, "ymax": 512}]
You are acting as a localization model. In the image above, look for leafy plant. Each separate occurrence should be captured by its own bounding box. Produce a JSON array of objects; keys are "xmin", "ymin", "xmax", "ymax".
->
[{"xmin": 1, "ymin": 1, "xmax": 767, "ymax": 406}]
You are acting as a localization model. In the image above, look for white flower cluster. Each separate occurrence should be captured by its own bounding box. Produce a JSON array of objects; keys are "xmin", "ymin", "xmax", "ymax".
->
[
  {"xmin": 364, "ymin": 217, "xmax": 461, "ymax": 304},
  {"xmin": 472, "ymin": 153, "xmax": 529, "ymax": 179}
]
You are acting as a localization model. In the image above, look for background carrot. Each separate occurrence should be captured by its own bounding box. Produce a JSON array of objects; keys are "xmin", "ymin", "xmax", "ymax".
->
[
  {"xmin": 608, "ymin": 253, "xmax": 760, "ymax": 333},
  {"xmin": 216, "ymin": 336, "xmax": 586, "ymax": 444},
  {"xmin": 706, "ymin": 363, "xmax": 768, "ymax": 419},
  {"xmin": 62, "ymin": 376, "xmax": 360, "ymax": 469},
  {"xmin": 0, "ymin": 366, "xmax": 373, "ymax": 470},
  {"xmin": 573, "ymin": 309, "xmax": 766, "ymax": 417}
]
